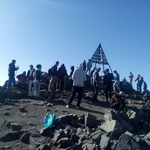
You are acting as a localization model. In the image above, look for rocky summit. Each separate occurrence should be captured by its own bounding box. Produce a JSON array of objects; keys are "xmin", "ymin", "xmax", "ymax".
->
[{"xmin": 0, "ymin": 78, "xmax": 150, "ymax": 150}]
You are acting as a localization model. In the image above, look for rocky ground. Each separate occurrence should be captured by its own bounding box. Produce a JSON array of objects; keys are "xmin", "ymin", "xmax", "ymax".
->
[{"xmin": 0, "ymin": 90, "xmax": 150, "ymax": 150}]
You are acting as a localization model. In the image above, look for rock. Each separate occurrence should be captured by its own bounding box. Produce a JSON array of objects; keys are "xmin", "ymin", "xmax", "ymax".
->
[
  {"xmin": 129, "ymin": 112, "xmax": 141, "ymax": 127},
  {"xmin": 19, "ymin": 106, "xmax": 27, "ymax": 113},
  {"xmin": 55, "ymin": 114, "xmax": 74, "ymax": 125},
  {"xmin": 70, "ymin": 134, "xmax": 79, "ymax": 143},
  {"xmin": 110, "ymin": 127, "xmax": 123, "ymax": 140},
  {"xmin": 89, "ymin": 130, "xmax": 103, "ymax": 143},
  {"xmin": 118, "ymin": 117, "xmax": 134, "ymax": 132},
  {"xmin": 56, "ymin": 137, "xmax": 72, "ymax": 148},
  {"xmin": 37, "ymin": 144, "xmax": 50, "ymax": 150},
  {"xmin": 99, "ymin": 133, "xmax": 110, "ymax": 150},
  {"xmin": 29, "ymin": 134, "xmax": 44, "ymax": 149},
  {"xmin": 10, "ymin": 122, "xmax": 22, "ymax": 131},
  {"xmin": 0, "ymin": 131, "xmax": 25, "ymax": 141},
  {"xmin": 52, "ymin": 130, "xmax": 66, "ymax": 144},
  {"xmin": 85, "ymin": 113, "xmax": 97, "ymax": 128},
  {"xmin": 82, "ymin": 143, "xmax": 100, "ymax": 150},
  {"xmin": 100, "ymin": 119, "xmax": 122, "ymax": 133},
  {"xmin": 124, "ymin": 131, "xmax": 134, "ymax": 137},
  {"xmin": 144, "ymin": 132, "xmax": 150, "ymax": 146},
  {"xmin": 4, "ymin": 112, "xmax": 9, "ymax": 116},
  {"xmin": 20, "ymin": 132, "xmax": 31, "ymax": 142},
  {"xmin": 4, "ymin": 120, "xmax": 13, "ymax": 128},
  {"xmin": 40, "ymin": 127, "xmax": 51, "ymax": 136},
  {"xmin": 115, "ymin": 134, "xmax": 140, "ymax": 150},
  {"xmin": 104, "ymin": 110, "xmax": 118, "ymax": 120}
]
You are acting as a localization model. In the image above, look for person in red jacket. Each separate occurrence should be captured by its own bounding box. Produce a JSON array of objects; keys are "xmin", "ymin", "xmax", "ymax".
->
[{"xmin": 26, "ymin": 65, "xmax": 35, "ymax": 96}]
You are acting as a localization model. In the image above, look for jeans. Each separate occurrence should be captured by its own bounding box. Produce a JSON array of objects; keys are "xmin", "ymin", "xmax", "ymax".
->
[
  {"xmin": 32, "ymin": 80, "xmax": 40, "ymax": 96},
  {"xmin": 104, "ymin": 85, "xmax": 112, "ymax": 101},
  {"xmin": 28, "ymin": 80, "xmax": 34, "ymax": 96},
  {"xmin": 68, "ymin": 86, "xmax": 83, "ymax": 107},
  {"xmin": 8, "ymin": 76, "xmax": 15, "ymax": 88}
]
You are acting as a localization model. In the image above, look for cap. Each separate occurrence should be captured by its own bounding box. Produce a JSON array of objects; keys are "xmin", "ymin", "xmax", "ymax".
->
[{"xmin": 119, "ymin": 91, "xmax": 125, "ymax": 97}]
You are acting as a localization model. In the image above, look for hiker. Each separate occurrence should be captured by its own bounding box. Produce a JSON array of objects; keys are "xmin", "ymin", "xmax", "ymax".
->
[
  {"xmin": 68, "ymin": 66, "xmax": 75, "ymax": 88},
  {"xmin": 26, "ymin": 65, "xmax": 35, "ymax": 96},
  {"xmin": 90, "ymin": 66, "xmax": 96, "ymax": 83},
  {"xmin": 135, "ymin": 75, "xmax": 143, "ymax": 93},
  {"xmin": 66, "ymin": 63, "xmax": 86, "ymax": 109},
  {"xmin": 56, "ymin": 64, "xmax": 67, "ymax": 91},
  {"xmin": 16, "ymin": 71, "xmax": 26, "ymax": 83},
  {"xmin": 143, "ymin": 80, "xmax": 147, "ymax": 94},
  {"xmin": 103, "ymin": 68, "xmax": 114, "ymax": 102},
  {"xmin": 92, "ymin": 67, "xmax": 101, "ymax": 103},
  {"xmin": 110, "ymin": 91, "xmax": 127, "ymax": 112},
  {"xmin": 86, "ymin": 59, "xmax": 92, "ymax": 75},
  {"xmin": 129, "ymin": 72, "xmax": 134, "ymax": 86},
  {"xmin": 83, "ymin": 60, "xmax": 86, "ymax": 71},
  {"xmin": 31, "ymin": 64, "xmax": 42, "ymax": 97},
  {"xmin": 48, "ymin": 61, "xmax": 59, "ymax": 92},
  {"xmin": 7, "ymin": 59, "xmax": 19, "ymax": 88},
  {"xmin": 113, "ymin": 70, "xmax": 120, "ymax": 93}
]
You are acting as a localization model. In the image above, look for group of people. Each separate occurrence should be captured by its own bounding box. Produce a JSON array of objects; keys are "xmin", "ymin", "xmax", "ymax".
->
[{"xmin": 7, "ymin": 59, "xmax": 149, "ymax": 111}]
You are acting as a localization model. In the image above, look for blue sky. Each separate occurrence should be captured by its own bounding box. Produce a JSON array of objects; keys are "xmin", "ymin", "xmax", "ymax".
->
[{"xmin": 0, "ymin": 0, "xmax": 150, "ymax": 90}]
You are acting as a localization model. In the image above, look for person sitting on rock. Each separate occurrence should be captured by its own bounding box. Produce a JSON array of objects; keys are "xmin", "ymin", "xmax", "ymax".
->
[
  {"xmin": 110, "ymin": 91, "xmax": 127, "ymax": 112},
  {"xmin": 16, "ymin": 71, "xmax": 26, "ymax": 83}
]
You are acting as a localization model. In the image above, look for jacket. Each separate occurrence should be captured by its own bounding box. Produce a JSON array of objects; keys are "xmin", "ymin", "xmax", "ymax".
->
[
  {"xmin": 72, "ymin": 64, "xmax": 86, "ymax": 87},
  {"xmin": 92, "ymin": 71, "xmax": 99, "ymax": 83},
  {"xmin": 8, "ymin": 63, "xmax": 18, "ymax": 76},
  {"xmin": 27, "ymin": 69, "xmax": 35, "ymax": 80},
  {"xmin": 34, "ymin": 69, "xmax": 42, "ymax": 82},
  {"xmin": 103, "ymin": 73, "xmax": 114, "ymax": 86}
]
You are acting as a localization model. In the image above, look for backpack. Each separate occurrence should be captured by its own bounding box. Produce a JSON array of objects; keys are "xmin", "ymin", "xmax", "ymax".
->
[{"xmin": 48, "ymin": 66, "xmax": 54, "ymax": 76}]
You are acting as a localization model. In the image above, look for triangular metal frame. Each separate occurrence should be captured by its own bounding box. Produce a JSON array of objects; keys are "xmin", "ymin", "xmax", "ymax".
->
[{"xmin": 91, "ymin": 43, "xmax": 113, "ymax": 73}]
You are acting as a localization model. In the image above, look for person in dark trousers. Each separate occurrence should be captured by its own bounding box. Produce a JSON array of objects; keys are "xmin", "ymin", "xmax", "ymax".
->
[
  {"xmin": 16, "ymin": 71, "xmax": 26, "ymax": 83},
  {"xmin": 31, "ymin": 64, "xmax": 42, "ymax": 97},
  {"xmin": 56, "ymin": 64, "xmax": 67, "ymax": 91},
  {"xmin": 92, "ymin": 67, "xmax": 101, "ymax": 103},
  {"xmin": 129, "ymin": 72, "xmax": 134, "ymax": 86},
  {"xmin": 66, "ymin": 63, "xmax": 86, "ymax": 109},
  {"xmin": 68, "ymin": 66, "xmax": 75, "ymax": 88},
  {"xmin": 48, "ymin": 61, "xmax": 59, "ymax": 92},
  {"xmin": 135, "ymin": 75, "xmax": 143, "ymax": 93},
  {"xmin": 83, "ymin": 60, "xmax": 86, "ymax": 71},
  {"xmin": 27, "ymin": 65, "xmax": 35, "ymax": 96},
  {"xmin": 103, "ymin": 69, "xmax": 114, "ymax": 102},
  {"xmin": 7, "ymin": 59, "xmax": 19, "ymax": 88}
]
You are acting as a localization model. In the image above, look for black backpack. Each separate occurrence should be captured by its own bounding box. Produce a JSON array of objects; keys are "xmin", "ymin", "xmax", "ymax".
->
[{"xmin": 48, "ymin": 66, "xmax": 54, "ymax": 76}]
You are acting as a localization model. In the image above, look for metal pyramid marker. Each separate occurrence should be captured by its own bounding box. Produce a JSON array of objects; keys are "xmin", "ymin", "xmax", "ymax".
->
[{"xmin": 91, "ymin": 44, "xmax": 112, "ymax": 72}]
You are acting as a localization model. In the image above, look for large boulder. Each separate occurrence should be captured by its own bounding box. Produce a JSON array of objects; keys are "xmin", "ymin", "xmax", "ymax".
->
[{"xmin": 115, "ymin": 134, "xmax": 140, "ymax": 150}]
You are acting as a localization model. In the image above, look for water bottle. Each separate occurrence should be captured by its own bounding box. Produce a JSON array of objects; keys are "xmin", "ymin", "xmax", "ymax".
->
[{"xmin": 44, "ymin": 115, "xmax": 49, "ymax": 127}]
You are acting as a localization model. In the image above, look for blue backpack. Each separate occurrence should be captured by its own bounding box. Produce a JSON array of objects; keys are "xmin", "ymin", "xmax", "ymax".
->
[{"xmin": 44, "ymin": 113, "xmax": 56, "ymax": 128}]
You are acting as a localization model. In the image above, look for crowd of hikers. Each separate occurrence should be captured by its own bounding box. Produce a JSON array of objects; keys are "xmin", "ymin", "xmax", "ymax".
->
[{"xmin": 6, "ymin": 59, "xmax": 150, "ymax": 112}]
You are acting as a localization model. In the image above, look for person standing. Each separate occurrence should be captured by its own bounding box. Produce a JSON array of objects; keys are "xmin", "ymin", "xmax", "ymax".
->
[
  {"xmin": 31, "ymin": 64, "xmax": 42, "ymax": 97},
  {"xmin": 48, "ymin": 61, "xmax": 59, "ymax": 92},
  {"xmin": 27, "ymin": 65, "xmax": 35, "ymax": 96},
  {"xmin": 86, "ymin": 59, "xmax": 92, "ymax": 75},
  {"xmin": 83, "ymin": 60, "xmax": 86, "ymax": 71},
  {"xmin": 56, "ymin": 64, "xmax": 67, "ymax": 91},
  {"xmin": 66, "ymin": 63, "xmax": 86, "ymax": 109},
  {"xmin": 113, "ymin": 70, "xmax": 120, "ymax": 93},
  {"xmin": 92, "ymin": 67, "xmax": 101, "ymax": 103},
  {"xmin": 129, "ymin": 72, "xmax": 134, "ymax": 86},
  {"xmin": 103, "ymin": 69, "xmax": 114, "ymax": 102},
  {"xmin": 7, "ymin": 59, "xmax": 19, "ymax": 88},
  {"xmin": 68, "ymin": 66, "xmax": 75, "ymax": 88}
]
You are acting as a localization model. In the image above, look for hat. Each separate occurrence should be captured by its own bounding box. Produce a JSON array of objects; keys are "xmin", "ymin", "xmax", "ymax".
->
[{"xmin": 113, "ymin": 70, "xmax": 117, "ymax": 72}]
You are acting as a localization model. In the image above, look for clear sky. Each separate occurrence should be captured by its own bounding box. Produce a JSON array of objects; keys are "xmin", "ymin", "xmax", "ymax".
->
[{"xmin": 0, "ymin": 0, "xmax": 150, "ymax": 90}]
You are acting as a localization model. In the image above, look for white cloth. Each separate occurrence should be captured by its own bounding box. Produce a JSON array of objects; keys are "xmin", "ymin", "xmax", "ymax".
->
[
  {"xmin": 72, "ymin": 63, "xmax": 86, "ymax": 87},
  {"xmin": 29, "ymin": 69, "xmax": 34, "ymax": 77}
]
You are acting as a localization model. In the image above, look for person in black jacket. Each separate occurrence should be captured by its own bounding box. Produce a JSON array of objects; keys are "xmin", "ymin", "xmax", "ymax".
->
[
  {"xmin": 103, "ymin": 68, "xmax": 114, "ymax": 102},
  {"xmin": 7, "ymin": 59, "xmax": 19, "ymax": 88},
  {"xmin": 48, "ymin": 61, "xmax": 59, "ymax": 92}
]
